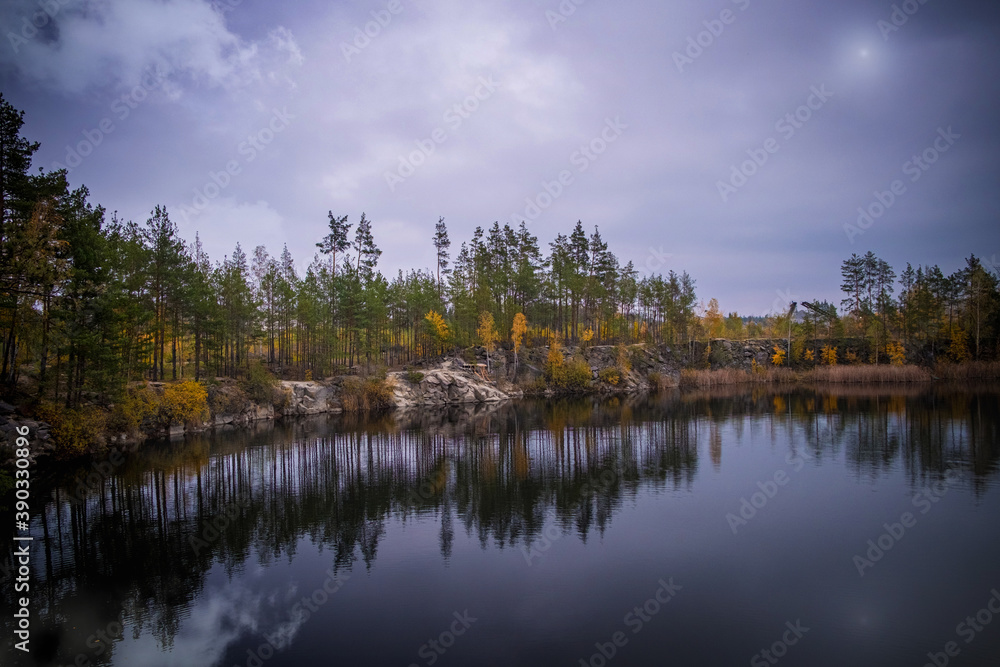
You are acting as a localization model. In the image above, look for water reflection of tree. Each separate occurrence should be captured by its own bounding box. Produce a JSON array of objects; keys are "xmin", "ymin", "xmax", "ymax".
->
[
  {"xmin": 1, "ymin": 387, "xmax": 997, "ymax": 664},
  {"xmin": 785, "ymin": 386, "xmax": 999, "ymax": 489},
  {"xmin": 677, "ymin": 384, "xmax": 999, "ymax": 487}
]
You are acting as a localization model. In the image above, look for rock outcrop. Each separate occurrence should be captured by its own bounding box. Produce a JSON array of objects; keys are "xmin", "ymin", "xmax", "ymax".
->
[
  {"xmin": 0, "ymin": 400, "xmax": 55, "ymax": 465},
  {"xmin": 210, "ymin": 380, "xmax": 340, "ymax": 427},
  {"xmin": 389, "ymin": 361, "xmax": 521, "ymax": 408},
  {"xmin": 211, "ymin": 402, "xmax": 275, "ymax": 427},
  {"xmin": 280, "ymin": 381, "xmax": 339, "ymax": 416}
]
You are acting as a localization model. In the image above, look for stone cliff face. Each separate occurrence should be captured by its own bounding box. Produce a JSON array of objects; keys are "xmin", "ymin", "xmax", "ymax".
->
[
  {"xmin": 388, "ymin": 361, "xmax": 521, "ymax": 407},
  {"xmin": 211, "ymin": 381, "xmax": 337, "ymax": 427},
  {"xmin": 281, "ymin": 381, "xmax": 339, "ymax": 415},
  {"xmin": 0, "ymin": 400, "xmax": 54, "ymax": 464},
  {"xmin": 211, "ymin": 364, "xmax": 519, "ymax": 429},
  {"xmin": 468, "ymin": 343, "xmax": 681, "ymax": 394}
]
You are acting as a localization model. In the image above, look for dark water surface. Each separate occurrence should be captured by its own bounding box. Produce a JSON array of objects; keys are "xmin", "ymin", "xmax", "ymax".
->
[{"xmin": 3, "ymin": 387, "xmax": 1000, "ymax": 667}]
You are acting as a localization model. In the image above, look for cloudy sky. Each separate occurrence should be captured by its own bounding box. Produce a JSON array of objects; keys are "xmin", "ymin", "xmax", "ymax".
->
[{"xmin": 1, "ymin": 0, "xmax": 998, "ymax": 313}]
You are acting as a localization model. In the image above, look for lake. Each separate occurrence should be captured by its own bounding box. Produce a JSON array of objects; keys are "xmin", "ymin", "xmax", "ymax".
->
[{"xmin": 3, "ymin": 386, "xmax": 1000, "ymax": 666}]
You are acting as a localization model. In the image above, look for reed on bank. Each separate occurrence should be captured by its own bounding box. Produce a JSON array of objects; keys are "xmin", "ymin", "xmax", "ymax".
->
[
  {"xmin": 677, "ymin": 363, "xmax": 956, "ymax": 388},
  {"xmin": 932, "ymin": 361, "xmax": 1000, "ymax": 380},
  {"xmin": 679, "ymin": 367, "xmax": 798, "ymax": 388},
  {"xmin": 809, "ymin": 364, "xmax": 931, "ymax": 383}
]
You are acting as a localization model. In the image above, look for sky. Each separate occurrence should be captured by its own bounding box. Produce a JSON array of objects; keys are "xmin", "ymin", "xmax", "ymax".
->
[{"xmin": 1, "ymin": 0, "xmax": 998, "ymax": 315}]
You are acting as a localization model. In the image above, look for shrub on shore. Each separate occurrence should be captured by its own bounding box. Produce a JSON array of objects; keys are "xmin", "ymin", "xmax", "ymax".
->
[
  {"xmin": 108, "ymin": 383, "xmax": 159, "ymax": 435},
  {"xmin": 108, "ymin": 380, "xmax": 210, "ymax": 436},
  {"xmin": 551, "ymin": 358, "xmax": 592, "ymax": 390},
  {"xmin": 598, "ymin": 367, "xmax": 621, "ymax": 386},
  {"xmin": 240, "ymin": 360, "xmax": 280, "ymax": 405},
  {"xmin": 35, "ymin": 401, "xmax": 107, "ymax": 459},
  {"xmin": 340, "ymin": 376, "xmax": 395, "ymax": 412},
  {"xmin": 541, "ymin": 336, "xmax": 592, "ymax": 390},
  {"xmin": 519, "ymin": 376, "xmax": 548, "ymax": 394},
  {"xmin": 646, "ymin": 371, "xmax": 674, "ymax": 391},
  {"xmin": 162, "ymin": 381, "xmax": 210, "ymax": 427}
]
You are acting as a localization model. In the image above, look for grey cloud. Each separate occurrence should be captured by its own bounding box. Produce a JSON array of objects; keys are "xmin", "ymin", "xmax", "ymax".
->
[{"xmin": 1, "ymin": 0, "xmax": 997, "ymax": 313}]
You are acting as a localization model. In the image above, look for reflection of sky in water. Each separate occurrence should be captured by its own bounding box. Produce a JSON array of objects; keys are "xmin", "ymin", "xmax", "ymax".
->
[
  {"xmin": 4, "ymin": 391, "xmax": 999, "ymax": 667},
  {"xmin": 112, "ymin": 559, "xmax": 305, "ymax": 667}
]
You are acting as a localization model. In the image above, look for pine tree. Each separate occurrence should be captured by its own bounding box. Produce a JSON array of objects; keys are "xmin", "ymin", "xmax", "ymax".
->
[
  {"xmin": 568, "ymin": 220, "xmax": 589, "ymax": 338},
  {"xmin": 433, "ymin": 216, "xmax": 451, "ymax": 298},
  {"xmin": 963, "ymin": 255, "xmax": 998, "ymax": 359},
  {"xmin": 317, "ymin": 212, "xmax": 352, "ymax": 277},
  {"xmin": 0, "ymin": 94, "xmax": 55, "ymax": 386},
  {"xmin": 0, "ymin": 93, "xmax": 41, "ymax": 264},
  {"xmin": 143, "ymin": 205, "xmax": 186, "ymax": 381},
  {"xmin": 840, "ymin": 253, "xmax": 867, "ymax": 318},
  {"xmin": 353, "ymin": 212, "xmax": 381, "ymax": 283}
]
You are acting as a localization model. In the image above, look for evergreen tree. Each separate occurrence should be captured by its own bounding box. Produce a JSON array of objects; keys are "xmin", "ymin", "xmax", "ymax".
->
[
  {"xmin": 433, "ymin": 216, "xmax": 451, "ymax": 298},
  {"xmin": 142, "ymin": 206, "xmax": 186, "ymax": 381}
]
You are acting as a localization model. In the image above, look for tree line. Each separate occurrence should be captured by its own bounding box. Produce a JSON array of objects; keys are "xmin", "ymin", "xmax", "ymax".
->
[
  {"xmin": 2, "ymin": 95, "xmax": 997, "ymax": 409},
  {"xmin": 836, "ymin": 250, "xmax": 998, "ymax": 363},
  {"xmin": 0, "ymin": 95, "xmax": 702, "ymax": 406},
  {"xmin": 691, "ymin": 251, "xmax": 999, "ymax": 366}
]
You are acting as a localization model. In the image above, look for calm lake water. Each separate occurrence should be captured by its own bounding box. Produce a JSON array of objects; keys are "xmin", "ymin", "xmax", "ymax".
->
[{"xmin": 3, "ymin": 386, "xmax": 1000, "ymax": 667}]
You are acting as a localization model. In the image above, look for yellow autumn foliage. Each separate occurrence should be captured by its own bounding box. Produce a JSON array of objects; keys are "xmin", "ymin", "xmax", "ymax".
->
[
  {"xmin": 598, "ymin": 367, "xmax": 621, "ymax": 385},
  {"xmin": 163, "ymin": 381, "xmax": 210, "ymax": 427},
  {"xmin": 821, "ymin": 345, "xmax": 838, "ymax": 366},
  {"xmin": 477, "ymin": 312, "xmax": 497, "ymax": 352},
  {"xmin": 108, "ymin": 383, "xmax": 159, "ymax": 434},
  {"xmin": 887, "ymin": 341, "xmax": 906, "ymax": 366},
  {"xmin": 425, "ymin": 309, "xmax": 450, "ymax": 354},
  {"xmin": 948, "ymin": 327, "xmax": 970, "ymax": 362},
  {"xmin": 36, "ymin": 402, "xmax": 107, "ymax": 459},
  {"xmin": 545, "ymin": 335, "xmax": 564, "ymax": 378},
  {"xmin": 511, "ymin": 313, "xmax": 527, "ymax": 353}
]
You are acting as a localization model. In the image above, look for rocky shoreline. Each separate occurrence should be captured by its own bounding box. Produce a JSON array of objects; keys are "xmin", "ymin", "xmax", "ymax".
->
[{"xmin": 0, "ymin": 338, "xmax": 909, "ymax": 465}]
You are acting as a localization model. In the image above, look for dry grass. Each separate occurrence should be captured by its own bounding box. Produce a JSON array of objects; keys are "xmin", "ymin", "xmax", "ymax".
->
[
  {"xmin": 679, "ymin": 367, "xmax": 797, "ymax": 388},
  {"xmin": 808, "ymin": 364, "xmax": 931, "ymax": 384},
  {"xmin": 932, "ymin": 361, "xmax": 1000, "ymax": 380},
  {"xmin": 340, "ymin": 376, "xmax": 396, "ymax": 412},
  {"xmin": 678, "ymin": 363, "xmax": 940, "ymax": 388},
  {"xmin": 646, "ymin": 371, "xmax": 676, "ymax": 391}
]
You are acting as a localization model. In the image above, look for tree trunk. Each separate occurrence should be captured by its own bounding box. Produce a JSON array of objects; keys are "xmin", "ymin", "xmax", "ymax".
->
[{"xmin": 1, "ymin": 298, "xmax": 19, "ymax": 385}]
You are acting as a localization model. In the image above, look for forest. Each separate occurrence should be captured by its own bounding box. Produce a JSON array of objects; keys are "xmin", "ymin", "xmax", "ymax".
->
[{"xmin": 2, "ymin": 93, "xmax": 999, "ymax": 413}]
